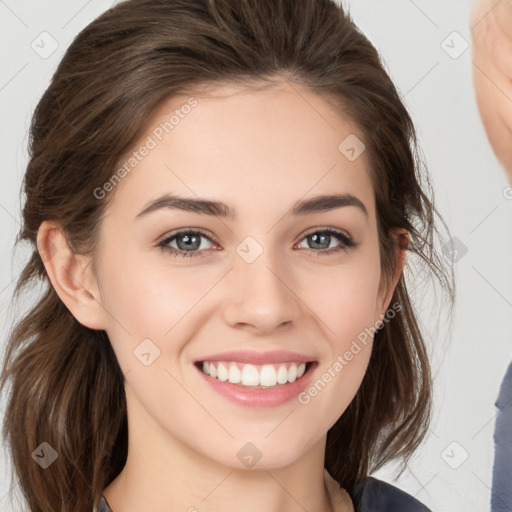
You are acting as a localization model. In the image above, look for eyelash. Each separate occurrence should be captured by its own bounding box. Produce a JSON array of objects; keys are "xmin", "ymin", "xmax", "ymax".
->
[{"xmin": 157, "ymin": 228, "xmax": 358, "ymax": 258}]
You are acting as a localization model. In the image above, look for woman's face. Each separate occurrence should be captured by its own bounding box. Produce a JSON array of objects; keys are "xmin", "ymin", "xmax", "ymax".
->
[{"xmin": 88, "ymin": 81, "xmax": 401, "ymax": 469}]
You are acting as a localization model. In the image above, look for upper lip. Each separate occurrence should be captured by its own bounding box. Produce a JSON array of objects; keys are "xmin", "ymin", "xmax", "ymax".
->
[{"xmin": 195, "ymin": 350, "xmax": 316, "ymax": 365}]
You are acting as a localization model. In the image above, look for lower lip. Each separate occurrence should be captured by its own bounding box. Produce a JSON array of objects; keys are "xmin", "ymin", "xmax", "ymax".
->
[{"xmin": 195, "ymin": 362, "xmax": 318, "ymax": 407}]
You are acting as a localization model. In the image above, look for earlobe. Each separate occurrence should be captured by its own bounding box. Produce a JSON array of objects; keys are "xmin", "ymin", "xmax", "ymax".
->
[{"xmin": 36, "ymin": 220, "xmax": 107, "ymax": 330}]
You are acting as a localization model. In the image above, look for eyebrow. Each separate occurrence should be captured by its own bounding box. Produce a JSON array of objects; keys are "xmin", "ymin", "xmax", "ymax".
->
[{"xmin": 135, "ymin": 193, "xmax": 368, "ymax": 221}]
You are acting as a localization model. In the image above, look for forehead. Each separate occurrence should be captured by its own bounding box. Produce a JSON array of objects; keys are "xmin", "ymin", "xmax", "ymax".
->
[{"xmin": 106, "ymin": 80, "xmax": 375, "ymax": 224}]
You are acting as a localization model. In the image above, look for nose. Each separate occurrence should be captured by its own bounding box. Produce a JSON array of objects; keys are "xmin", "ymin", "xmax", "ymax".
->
[{"xmin": 220, "ymin": 244, "xmax": 303, "ymax": 335}]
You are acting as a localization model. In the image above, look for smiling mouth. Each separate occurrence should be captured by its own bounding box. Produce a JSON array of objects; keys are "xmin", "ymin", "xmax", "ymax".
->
[{"xmin": 194, "ymin": 360, "xmax": 316, "ymax": 389}]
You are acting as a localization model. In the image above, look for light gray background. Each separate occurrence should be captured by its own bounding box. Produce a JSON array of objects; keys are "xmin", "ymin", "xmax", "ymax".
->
[{"xmin": 1, "ymin": 1, "xmax": 511, "ymax": 511}]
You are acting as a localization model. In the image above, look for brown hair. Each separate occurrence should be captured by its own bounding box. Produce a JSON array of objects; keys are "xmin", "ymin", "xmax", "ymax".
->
[{"xmin": 0, "ymin": 0, "xmax": 454, "ymax": 510}]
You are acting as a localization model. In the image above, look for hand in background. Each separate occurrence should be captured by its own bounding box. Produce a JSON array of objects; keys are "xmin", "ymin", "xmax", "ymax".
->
[
  {"xmin": 471, "ymin": 5, "xmax": 512, "ymax": 511},
  {"xmin": 470, "ymin": 0, "xmax": 512, "ymax": 180}
]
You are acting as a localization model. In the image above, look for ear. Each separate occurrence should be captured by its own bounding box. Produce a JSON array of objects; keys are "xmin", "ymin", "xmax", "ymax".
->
[
  {"xmin": 36, "ymin": 220, "xmax": 107, "ymax": 330},
  {"xmin": 374, "ymin": 228, "xmax": 408, "ymax": 327}
]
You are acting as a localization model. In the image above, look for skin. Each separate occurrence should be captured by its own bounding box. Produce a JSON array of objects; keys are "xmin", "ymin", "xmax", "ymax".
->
[
  {"xmin": 471, "ymin": 0, "xmax": 512, "ymax": 180},
  {"xmin": 37, "ymin": 80, "xmax": 406, "ymax": 512}
]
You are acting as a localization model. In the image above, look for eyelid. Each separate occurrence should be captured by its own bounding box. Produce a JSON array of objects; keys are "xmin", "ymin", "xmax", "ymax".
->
[
  {"xmin": 301, "ymin": 226, "xmax": 353, "ymax": 241},
  {"xmin": 295, "ymin": 227, "xmax": 358, "ymax": 253},
  {"xmin": 156, "ymin": 227, "xmax": 218, "ymax": 245},
  {"xmin": 156, "ymin": 226, "xmax": 354, "ymax": 247},
  {"xmin": 156, "ymin": 226, "xmax": 358, "ymax": 259}
]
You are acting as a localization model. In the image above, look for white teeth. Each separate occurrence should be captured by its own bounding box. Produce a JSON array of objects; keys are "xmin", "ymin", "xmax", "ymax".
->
[
  {"xmin": 228, "ymin": 363, "xmax": 241, "ymax": 383},
  {"xmin": 276, "ymin": 365, "xmax": 288, "ymax": 384},
  {"xmin": 217, "ymin": 362, "xmax": 229, "ymax": 381},
  {"xmin": 259, "ymin": 365, "xmax": 277, "ymax": 386},
  {"xmin": 201, "ymin": 361, "xmax": 310, "ymax": 388},
  {"xmin": 288, "ymin": 363, "xmax": 297, "ymax": 383},
  {"xmin": 241, "ymin": 364, "xmax": 260, "ymax": 386}
]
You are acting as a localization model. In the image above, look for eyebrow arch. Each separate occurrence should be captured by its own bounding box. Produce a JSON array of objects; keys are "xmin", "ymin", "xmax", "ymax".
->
[{"xmin": 135, "ymin": 193, "xmax": 368, "ymax": 221}]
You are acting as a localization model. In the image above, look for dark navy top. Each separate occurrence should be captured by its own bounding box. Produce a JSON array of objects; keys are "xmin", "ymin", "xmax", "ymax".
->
[
  {"xmin": 96, "ymin": 495, "xmax": 111, "ymax": 512},
  {"xmin": 352, "ymin": 476, "xmax": 431, "ymax": 511},
  {"xmin": 96, "ymin": 475, "xmax": 431, "ymax": 511},
  {"xmin": 491, "ymin": 361, "xmax": 512, "ymax": 512}
]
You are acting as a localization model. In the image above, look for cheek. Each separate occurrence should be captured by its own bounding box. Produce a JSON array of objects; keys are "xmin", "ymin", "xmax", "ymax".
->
[
  {"xmin": 299, "ymin": 251, "xmax": 381, "ymax": 409},
  {"xmin": 321, "ymin": 279, "xmax": 380, "ymax": 339},
  {"xmin": 302, "ymin": 277, "xmax": 379, "ymax": 426},
  {"xmin": 302, "ymin": 254, "xmax": 382, "ymax": 347},
  {"xmin": 97, "ymin": 251, "xmax": 219, "ymax": 369}
]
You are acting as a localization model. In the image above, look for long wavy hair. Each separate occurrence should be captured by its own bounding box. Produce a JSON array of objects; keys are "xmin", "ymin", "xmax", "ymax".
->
[{"xmin": 0, "ymin": 0, "xmax": 454, "ymax": 510}]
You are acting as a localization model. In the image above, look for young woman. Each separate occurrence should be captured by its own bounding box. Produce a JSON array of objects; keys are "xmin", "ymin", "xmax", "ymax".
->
[{"xmin": 0, "ymin": 1, "xmax": 454, "ymax": 511}]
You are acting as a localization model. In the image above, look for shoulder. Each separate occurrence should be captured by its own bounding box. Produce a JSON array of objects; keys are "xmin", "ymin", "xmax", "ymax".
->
[
  {"xmin": 351, "ymin": 476, "xmax": 432, "ymax": 512},
  {"xmin": 496, "ymin": 360, "xmax": 512, "ymax": 408}
]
